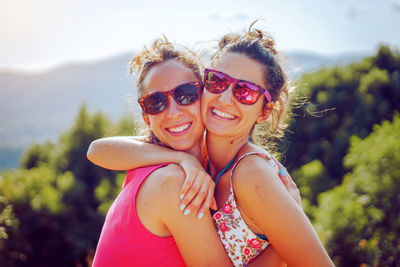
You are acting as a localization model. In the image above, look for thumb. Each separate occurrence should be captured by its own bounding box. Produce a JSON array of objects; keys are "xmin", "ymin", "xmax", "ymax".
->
[{"xmin": 211, "ymin": 197, "xmax": 217, "ymax": 210}]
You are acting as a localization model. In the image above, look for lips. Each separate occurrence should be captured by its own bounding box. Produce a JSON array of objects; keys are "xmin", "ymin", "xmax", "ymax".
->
[
  {"xmin": 166, "ymin": 122, "xmax": 192, "ymax": 134},
  {"xmin": 211, "ymin": 108, "xmax": 236, "ymax": 120}
]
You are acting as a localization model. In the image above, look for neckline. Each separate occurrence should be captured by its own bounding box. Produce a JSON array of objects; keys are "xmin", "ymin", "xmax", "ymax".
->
[{"xmin": 206, "ymin": 155, "xmax": 238, "ymax": 191}]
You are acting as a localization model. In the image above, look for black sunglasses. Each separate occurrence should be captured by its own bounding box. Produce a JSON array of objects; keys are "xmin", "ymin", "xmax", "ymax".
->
[{"xmin": 138, "ymin": 82, "xmax": 202, "ymax": 115}]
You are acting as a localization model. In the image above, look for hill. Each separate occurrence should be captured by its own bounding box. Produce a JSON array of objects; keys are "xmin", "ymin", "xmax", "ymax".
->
[{"xmin": 0, "ymin": 51, "xmax": 367, "ymax": 169}]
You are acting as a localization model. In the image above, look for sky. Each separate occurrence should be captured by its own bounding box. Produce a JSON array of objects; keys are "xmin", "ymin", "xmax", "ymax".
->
[{"xmin": 0, "ymin": 0, "xmax": 399, "ymax": 72}]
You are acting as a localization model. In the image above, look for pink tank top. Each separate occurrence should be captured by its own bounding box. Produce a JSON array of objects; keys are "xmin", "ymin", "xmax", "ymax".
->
[{"xmin": 92, "ymin": 164, "xmax": 185, "ymax": 267}]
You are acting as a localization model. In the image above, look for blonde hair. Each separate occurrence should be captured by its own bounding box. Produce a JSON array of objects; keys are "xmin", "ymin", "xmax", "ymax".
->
[
  {"xmin": 129, "ymin": 36, "xmax": 202, "ymax": 145},
  {"xmin": 130, "ymin": 36, "xmax": 202, "ymax": 98}
]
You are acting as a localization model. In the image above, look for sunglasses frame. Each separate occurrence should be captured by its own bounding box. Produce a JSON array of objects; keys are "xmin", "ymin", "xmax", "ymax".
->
[
  {"xmin": 138, "ymin": 81, "xmax": 202, "ymax": 115},
  {"xmin": 203, "ymin": 68, "xmax": 272, "ymax": 104}
]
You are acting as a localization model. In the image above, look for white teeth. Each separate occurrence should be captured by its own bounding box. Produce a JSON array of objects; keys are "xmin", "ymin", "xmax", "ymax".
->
[
  {"xmin": 212, "ymin": 108, "xmax": 235, "ymax": 119},
  {"xmin": 168, "ymin": 123, "xmax": 191, "ymax": 133}
]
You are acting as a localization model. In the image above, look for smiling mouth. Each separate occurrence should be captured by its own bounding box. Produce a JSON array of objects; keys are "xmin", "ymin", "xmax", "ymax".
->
[
  {"xmin": 167, "ymin": 122, "xmax": 192, "ymax": 133},
  {"xmin": 211, "ymin": 108, "xmax": 236, "ymax": 120}
]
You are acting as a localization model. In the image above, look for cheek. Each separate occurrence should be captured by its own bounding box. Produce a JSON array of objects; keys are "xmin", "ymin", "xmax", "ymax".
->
[
  {"xmin": 147, "ymin": 116, "xmax": 161, "ymax": 132},
  {"xmin": 253, "ymin": 98, "xmax": 265, "ymax": 114},
  {"xmin": 200, "ymin": 92, "xmax": 213, "ymax": 110},
  {"xmin": 187, "ymin": 104, "xmax": 203, "ymax": 122},
  {"xmin": 241, "ymin": 101, "xmax": 264, "ymax": 121},
  {"xmin": 186, "ymin": 101, "xmax": 201, "ymax": 115}
]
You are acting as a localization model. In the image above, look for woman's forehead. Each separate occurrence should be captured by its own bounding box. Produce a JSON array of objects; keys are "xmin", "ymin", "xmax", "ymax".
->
[
  {"xmin": 142, "ymin": 60, "xmax": 198, "ymax": 94},
  {"xmin": 214, "ymin": 53, "xmax": 266, "ymax": 88}
]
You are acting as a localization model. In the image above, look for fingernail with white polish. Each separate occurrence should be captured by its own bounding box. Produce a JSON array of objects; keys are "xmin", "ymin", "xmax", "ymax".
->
[
  {"xmin": 184, "ymin": 209, "xmax": 191, "ymax": 215},
  {"xmin": 180, "ymin": 204, "xmax": 186, "ymax": 211},
  {"xmin": 180, "ymin": 194, "xmax": 184, "ymax": 200},
  {"xmin": 198, "ymin": 212, "xmax": 204, "ymax": 219}
]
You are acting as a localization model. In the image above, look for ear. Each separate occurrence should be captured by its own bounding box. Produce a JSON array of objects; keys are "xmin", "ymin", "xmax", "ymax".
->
[
  {"xmin": 141, "ymin": 112, "xmax": 150, "ymax": 126},
  {"xmin": 256, "ymin": 102, "xmax": 274, "ymax": 124}
]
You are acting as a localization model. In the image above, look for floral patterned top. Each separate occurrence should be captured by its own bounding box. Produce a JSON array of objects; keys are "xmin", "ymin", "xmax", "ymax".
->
[{"xmin": 212, "ymin": 152, "xmax": 282, "ymax": 266}]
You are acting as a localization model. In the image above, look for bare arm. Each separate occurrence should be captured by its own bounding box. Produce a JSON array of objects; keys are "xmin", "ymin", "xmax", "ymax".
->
[
  {"xmin": 247, "ymin": 160, "xmax": 300, "ymax": 267},
  {"xmin": 87, "ymin": 136, "xmax": 217, "ymax": 217},
  {"xmin": 87, "ymin": 136, "xmax": 187, "ymax": 170},
  {"xmin": 148, "ymin": 164, "xmax": 231, "ymax": 266},
  {"xmin": 233, "ymin": 156, "xmax": 334, "ymax": 267},
  {"xmin": 141, "ymin": 164, "xmax": 290, "ymax": 266}
]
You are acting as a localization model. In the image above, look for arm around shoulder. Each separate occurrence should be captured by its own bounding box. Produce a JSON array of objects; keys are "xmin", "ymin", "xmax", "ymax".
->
[{"xmin": 87, "ymin": 136, "xmax": 187, "ymax": 170}]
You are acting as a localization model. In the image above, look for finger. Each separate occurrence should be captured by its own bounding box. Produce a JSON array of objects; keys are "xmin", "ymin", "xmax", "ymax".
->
[
  {"xmin": 280, "ymin": 167, "xmax": 298, "ymax": 194},
  {"xmin": 179, "ymin": 174, "xmax": 203, "ymax": 213},
  {"xmin": 287, "ymin": 174, "xmax": 297, "ymax": 187},
  {"xmin": 208, "ymin": 180, "xmax": 217, "ymax": 210},
  {"xmin": 179, "ymin": 169, "xmax": 197, "ymax": 201},
  {"xmin": 210, "ymin": 197, "xmax": 217, "ymax": 210},
  {"xmin": 196, "ymin": 186, "xmax": 215, "ymax": 219},
  {"xmin": 290, "ymin": 187, "xmax": 302, "ymax": 207},
  {"xmin": 182, "ymin": 181, "xmax": 209, "ymax": 217},
  {"xmin": 278, "ymin": 168, "xmax": 290, "ymax": 189}
]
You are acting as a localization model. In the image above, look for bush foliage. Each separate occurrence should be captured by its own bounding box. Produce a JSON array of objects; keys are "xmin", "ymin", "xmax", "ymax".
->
[{"xmin": 0, "ymin": 106, "xmax": 138, "ymax": 266}]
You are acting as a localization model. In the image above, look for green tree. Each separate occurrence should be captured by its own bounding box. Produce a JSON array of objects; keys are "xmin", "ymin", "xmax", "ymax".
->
[
  {"xmin": 285, "ymin": 45, "xmax": 400, "ymax": 189},
  {"xmin": 20, "ymin": 142, "xmax": 55, "ymax": 169},
  {"xmin": 0, "ymin": 105, "xmax": 144, "ymax": 266},
  {"xmin": 0, "ymin": 166, "xmax": 76, "ymax": 266},
  {"xmin": 313, "ymin": 114, "xmax": 400, "ymax": 266},
  {"xmin": 291, "ymin": 159, "xmax": 334, "ymax": 219}
]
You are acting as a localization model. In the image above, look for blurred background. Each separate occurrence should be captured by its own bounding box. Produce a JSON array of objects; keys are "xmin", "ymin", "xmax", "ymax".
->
[{"xmin": 1, "ymin": 0, "xmax": 399, "ymax": 266}]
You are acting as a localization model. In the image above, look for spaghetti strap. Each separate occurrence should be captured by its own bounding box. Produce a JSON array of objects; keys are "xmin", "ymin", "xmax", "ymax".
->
[
  {"xmin": 228, "ymin": 152, "xmax": 284, "ymax": 193},
  {"xmin": 212, "ymin": 152, "xmax": 274, "ymax": 265}
]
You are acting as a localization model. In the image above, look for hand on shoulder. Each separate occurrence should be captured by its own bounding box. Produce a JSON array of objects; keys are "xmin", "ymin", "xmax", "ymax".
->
[
  {"xmin": 143, "ymin": 164, "xmax": 232, "ymax": 266},
  {"xmin": 143, "ymin": 164, "xmax": 186, "ymax": 211}
]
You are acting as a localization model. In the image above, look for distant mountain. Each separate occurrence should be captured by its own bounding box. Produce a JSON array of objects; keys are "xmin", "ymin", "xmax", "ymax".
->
[
  {"xmin": 0, "ymin": 54, "xmax": 137, "ymax": 146},
  {"xmin": 0, "ymin": 50, "xmax": 368, "ymax": 170},
  {"xmin": 284, "ymin": 51, "xmax": 367, "ymax": 77}
]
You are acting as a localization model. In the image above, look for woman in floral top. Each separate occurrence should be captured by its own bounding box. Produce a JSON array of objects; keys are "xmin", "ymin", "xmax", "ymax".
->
[{"xmin": 200, "ymin": 24, "xmax": 333, "ymax": 266}]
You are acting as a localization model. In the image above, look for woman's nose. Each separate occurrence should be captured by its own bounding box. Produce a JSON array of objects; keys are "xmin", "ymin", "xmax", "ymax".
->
[
  {"xmin": 218, "ymin": 83, "xmax": 235, "ymax": 106},
  {"xmin": 166, "ymin": 97, "xmax": 184, "ymax": 119}
]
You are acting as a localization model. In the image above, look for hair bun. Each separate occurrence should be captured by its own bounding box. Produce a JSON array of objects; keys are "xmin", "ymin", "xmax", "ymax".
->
[
  {"xmin": 129, "ymin": 36, "xmax": 171, "ymax": 76},
  {"xmin": 245, "ymin": 20, "xmax": 276, "ymax": 55},
  {"xmin": 218, "ymin": 34, "xmax": 241, "ymax": 49},
  {"xmin": 262, "ymin": 35, "xmax": 277, "ymax": 55}
]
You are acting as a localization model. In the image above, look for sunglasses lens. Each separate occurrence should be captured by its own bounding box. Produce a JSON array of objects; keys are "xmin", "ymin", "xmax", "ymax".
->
[
  {"xmin": 173, "ymin": 83, "xmax": 199, "ymax": 105},
  {"xmin": 204, "ymin": 71, "xmax": 230, "ymax": 93},
  {"xmin": 234, "ymin": 82, "xmax": 260, "ymax": 104},
  {"xmin": 143, "ymin": 93, "xmax": 168, "ymax": 115}
]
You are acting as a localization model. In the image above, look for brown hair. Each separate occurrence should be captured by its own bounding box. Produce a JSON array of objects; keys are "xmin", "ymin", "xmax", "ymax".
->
[
  {"xmin": 211, "ymin": 21, "xmax": 293, "ymax": 149},
  {"xmin": 129, "ymin": 36, "xmax": 202, "ymax": 145}
]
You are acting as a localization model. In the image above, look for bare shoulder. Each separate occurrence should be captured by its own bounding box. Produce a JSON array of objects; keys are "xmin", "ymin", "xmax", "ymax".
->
[
  {"xmin": 232, "ymin": 152, "xmax": 279, "ymax": 191},
  {"xmin": 134, "ymin": 164, "xmax": 187, "ymax": 236},
  {"xmin": 139, "ymin": 164, "xmax": 185, "ymax": 210},
  {"xmin": 143, "ymin": 164, "xmax": 185, "ymax": 196},
  {"xmin": 151, "ymin": 163, "xmax": 185, "ymax": 186},
  {"xmin": 231, "ymin": 148, "xmax": 288, "ymax": 211}
]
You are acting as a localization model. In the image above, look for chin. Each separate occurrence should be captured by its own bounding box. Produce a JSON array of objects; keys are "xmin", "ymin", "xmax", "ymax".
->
[
  {"xmin": 205, "ymin": 121, "xmax": 232, "ymax": 136},
  {"xmin": 171, "ymin": 143, "xmax": 194, "ymax": 152}
]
